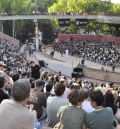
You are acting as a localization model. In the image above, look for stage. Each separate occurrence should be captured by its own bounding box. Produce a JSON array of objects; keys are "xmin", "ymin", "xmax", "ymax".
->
[{"xmin": 34, "ymin": 47, "xmax": 120, "ymax": 83}]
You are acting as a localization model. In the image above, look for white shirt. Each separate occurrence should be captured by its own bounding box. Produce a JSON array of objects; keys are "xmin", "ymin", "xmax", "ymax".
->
[{"xmin": 82, "ymin": 100, "xmax": 95, "ymax": 113}]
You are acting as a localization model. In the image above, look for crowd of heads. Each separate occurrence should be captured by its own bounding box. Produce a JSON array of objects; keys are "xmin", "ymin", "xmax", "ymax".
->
[
  {"xmin": 0, "ymin": 38, "xmax": 120, "ymax": 129},
  {"xmin": 0, "ymin": 38, "xmax": 30, "ymax": 76},
  {"xmin": 54, "ymin": 40, "xmax": 120, "ymax": 67}
]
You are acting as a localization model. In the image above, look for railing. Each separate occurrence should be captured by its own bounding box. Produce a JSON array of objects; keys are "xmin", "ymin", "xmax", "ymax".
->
[
  {"xmin": 0, "ymin": 12, "xmax": 120, "ymax": 16},
  {"xmin": 0, "ymin": 14, "xmax": 119, "ymax": 24}
]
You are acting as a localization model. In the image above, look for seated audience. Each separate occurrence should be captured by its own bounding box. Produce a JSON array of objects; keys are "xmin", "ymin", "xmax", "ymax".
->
[
  {"xmin": 103, "ymin": 92, "xmax": 117, "ymax": 115},
  {"xmin": 11, "ymin": 72, "xmax": 20, "ymax": 82},
  {"xmin": 46, "ymin": 82, "xmax": 69, "ymax": 127},
  {"xmin": 45, "ymin": 83, "xmax": 54, "ymax": 98},
  {"xmin": 82, "ymin": 88, "xmax": 95, "ymax": 113},
  {"xmin": 0, "ymin": 36, "xmax": 120, "ymax": 129},
  {"xmin": 0, "ymin": 76, "xmax": 9, "ymax": 103},
  {"xmin": 57, "ymin": 89, "xmax": 86, "ymax": 129},
  {"xmin": 54, "ymin": 40, "xmax": 120, "ymax": 68},
  {"xmin": 0, "ymin": 79, "xmax": 35, "ymax": 129},
  {"xmin": 30, "ymin": 79, "xmax": 47, "ymax": 119},
  {"xmin": 85, "ymin": 90, "xmax": 115, "ymax": 129}
]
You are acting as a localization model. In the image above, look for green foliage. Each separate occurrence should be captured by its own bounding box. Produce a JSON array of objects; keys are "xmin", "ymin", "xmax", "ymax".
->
[
  {"xmin": 48, "ymin": 0, "xmax": 69, "ymax": 13},
  {"xmin": 38, "ymin": 20, "xmax": 57, "ymax": 44},
  {"xmin": 0, "ymin": 0, "xmax": 32, "ymax": 13},
  {"xmin": 31, "ymin": 0, "xmax": 56, "ymax": 12},
  {"xmin": 11, "ymin": 0, "xmax": 32, "ymax": 13},
  {"xmin": 112, "ymin": 4, "xmax": 120, "ymax": 15},
  {"xmin": 48, "ymin": 0, "xmax": 120, "ymax": 36},
  {"xmin": 16, "ymin": 20, "xmax": 35, "ymax": 43},
  {"xmin": 48, "ymin": 0, "xmax": 113, "ymax": 14},
  {"xmin": 0, "ymin": 0, "xmax": 57, "ymax": 43},
  {"xmin": 0, "ymin": 0, "xmax": 120, "ymax": 41}
]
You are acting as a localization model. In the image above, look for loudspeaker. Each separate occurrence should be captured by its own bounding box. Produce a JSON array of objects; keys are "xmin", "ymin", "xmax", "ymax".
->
[
  {"xmin": 39, "ymin": 60, "xmax": 45, "ymax": 67},
  {"xmin": 71, "ymin": 67, "xmax": 84, "ymax": 78},
  {"xmin": 39, "ymin": 60, "xmax": 48, "ymax": 67}
]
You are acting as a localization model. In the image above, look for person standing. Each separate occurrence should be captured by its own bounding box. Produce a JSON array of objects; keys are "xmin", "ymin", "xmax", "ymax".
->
[
  {"xmin": 81, "ymin": 57, "xmax": 85, "ymax": 66},
  {"xmin": 50, "ymin": 49, "xmax": 54, "ymax": 58},
  {"xmin": 112, "ymin": 63, "xmax": 116, "ymax": 72},
  {"xmin": 30, "ymin": 61, "xmax": 41, "ymax": 80}
]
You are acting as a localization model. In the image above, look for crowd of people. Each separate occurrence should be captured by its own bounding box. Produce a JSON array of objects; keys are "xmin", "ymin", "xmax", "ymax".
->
[
  {"xmin": 0, "ymin": 38, "xmax": 29, "ymax": 75},
  {"xmin": 54, "ymin": 40, "xmax": 120, "ymax": 69},
  {"xmin": 0, "ymin": 37, "xmax": 120, "ymax": 129}
]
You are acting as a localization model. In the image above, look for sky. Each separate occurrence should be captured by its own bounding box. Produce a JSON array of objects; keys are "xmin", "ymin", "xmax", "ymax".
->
[{"xmin": 111, "ymin": 0, "xmax": 120, "ymax": 3}]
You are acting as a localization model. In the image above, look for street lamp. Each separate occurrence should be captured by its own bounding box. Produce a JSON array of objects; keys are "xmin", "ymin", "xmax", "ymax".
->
[
  {"xmin": 38, "ymin": 31, "xmax": 42, "ymax": 46},
  {"xmin": 34, "ymin": 19, "xmax": 39, "ymax": 51}
]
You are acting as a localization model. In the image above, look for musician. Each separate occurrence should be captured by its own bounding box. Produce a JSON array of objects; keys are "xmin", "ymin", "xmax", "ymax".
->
[
  {"xmin": 50, "ymin": 49, "xmax": 54, "ymax": 58},
  {"xmin": 81, "ymin": 58, "xmax": 85, "ymax": 66}
]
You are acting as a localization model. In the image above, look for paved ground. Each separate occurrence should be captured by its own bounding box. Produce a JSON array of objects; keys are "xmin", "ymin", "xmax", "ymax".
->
[
  {"xmin": 42, "ymin": 47, "xmax": 120, "ymax": 72},
  {"xmin": 25, "ymin": 50, "xmax": 39, "ymax": 64},
  {"xmin": 35, "ymin": 51, "xmax": 75, "ymax": 77},
  {"xmin": 24, "ymin": 46, "xmax": 120, "ymax": 84},
  {"xmin": 24, "ymin": 43, "xmax": 120, "ymax": 76}
]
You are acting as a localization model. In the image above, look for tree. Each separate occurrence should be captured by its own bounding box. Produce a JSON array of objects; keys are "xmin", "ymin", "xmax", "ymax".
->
[
  {"xmin": 16, "ymin": 20, "xmax": 35, "ymax": 43},
  {"xmin": 48, "ymin": 0, "xmax": 120, "ymax": 36},
  {"xmin": 31, "ymin": 0, "xmax": 56, "ymax": 12},
  {"xmin": 0, "ymin": 0, "xmax": 32, "ymax": 14},
  {"xmin": 38, "ymin": 20, "xmax": 58, "ymax": 44},
  {"xmin": 48, "ymin": 0, "xmax": 113, "ymax": 14},
  {"xmin": 48, "ymin": 0, "xmax": 69, "ymax": 13},
  {"xmin": 11, "ymin": 0, "xmax": 32, "ymax": 14},
  {"xmin": 111, "ymin": 4, "xmax": 120, "ymax": 15}
]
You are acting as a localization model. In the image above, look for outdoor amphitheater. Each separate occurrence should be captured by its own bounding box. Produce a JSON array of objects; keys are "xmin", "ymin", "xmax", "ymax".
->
[{"xmin": 0, "ymin": 0, "xmax": 120, "ymax": 129}]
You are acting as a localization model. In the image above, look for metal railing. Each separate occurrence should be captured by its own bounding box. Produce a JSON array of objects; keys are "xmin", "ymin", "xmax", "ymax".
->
[{"xmin": 0, "ymin": 14, "xmax": 119, "ymax": 24}]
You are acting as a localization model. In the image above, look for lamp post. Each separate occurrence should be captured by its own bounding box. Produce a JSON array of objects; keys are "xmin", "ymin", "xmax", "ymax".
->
[
  {"xmin": 34, "ymin": 19, "xmax": 39, "ymax": 51},
  {"xmin": 0, "ymin": 0, "xmax": 4, "ymax": 33},
  {"xmin": 11, "ymin": 0, "xmax": 15, "ymax": 38},
  {"xmin": 38, "ymin": 31, "xmax": 42, "ymax": 47}
]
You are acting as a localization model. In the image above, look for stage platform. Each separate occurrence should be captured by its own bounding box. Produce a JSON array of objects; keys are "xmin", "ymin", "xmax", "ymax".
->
[{"xmin": 34, "ymin": 47, "xmax": 120, "ymax": 83}]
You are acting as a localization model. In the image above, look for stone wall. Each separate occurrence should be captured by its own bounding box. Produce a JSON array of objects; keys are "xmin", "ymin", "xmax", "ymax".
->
[
  {"xmin": 83, "ymin": 67, "xmax": 120, "ymax": 83},
  {"xmin": 58, "ymin": 34, "xmax": 120, "ymax": 44}
]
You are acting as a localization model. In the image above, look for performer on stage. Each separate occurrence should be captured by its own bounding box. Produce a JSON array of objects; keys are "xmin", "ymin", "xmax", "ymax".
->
[
  {"xmin": 65, "ymin": 49, "xmax": 69, "ymax": 58},
  {"xmin": 50, "ymin": 49, "xmax": 54, "ymax": 58},
  {"xmin": 81, "ymin": 58, "xmax": 85, "ymax": 66},
  {"xmin": 112, "ymin": 63, "xmax": 116, "ymax": 72}
]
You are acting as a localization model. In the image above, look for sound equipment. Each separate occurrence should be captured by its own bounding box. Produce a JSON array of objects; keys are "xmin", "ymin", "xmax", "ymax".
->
[
  {"xmin": 71, "ymin": 67, "xmax": 84, "ymax": 78},
  {"xmin": 39, "ymin": 60, "xmax": 48, "ymax": 67}
]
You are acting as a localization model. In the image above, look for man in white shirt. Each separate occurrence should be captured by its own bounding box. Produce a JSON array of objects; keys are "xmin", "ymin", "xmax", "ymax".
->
[{"xmin": 0, "ymin": 79, "xmax": 35, "ymax": 129}]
